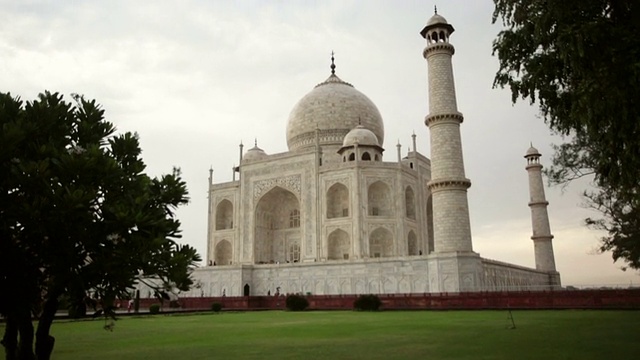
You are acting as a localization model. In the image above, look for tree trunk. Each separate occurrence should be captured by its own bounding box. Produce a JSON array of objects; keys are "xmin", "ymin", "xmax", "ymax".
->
[
  {"xmin": 2, "ymin": 310, "xmax": 37, "ymax": 360},
  {"xmin": 0, "ymin": 308, "xmax": 35, "ymax": 360},
  {"xmin": 16, "ymin": 311, "xmax": 34, "ymax": 360},
  {"xmin": 134, "ymin": 290, "xmax": 140, "ymax": 314},
  {"xmin": 34, "ymin": 296, "xmax": 57, "ymax": 360},
  {"xmin": 1, "ymin": 315, "xmax": 18, "ymax": 360}
]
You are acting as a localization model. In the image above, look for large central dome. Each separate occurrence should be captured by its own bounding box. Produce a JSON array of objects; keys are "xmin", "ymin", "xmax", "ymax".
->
[{"xmin": 286, "ymin": 73, "xmax": 384, "ymax": 152}]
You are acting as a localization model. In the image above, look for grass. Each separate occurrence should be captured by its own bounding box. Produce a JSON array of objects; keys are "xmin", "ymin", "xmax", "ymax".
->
[{"xmin": 2, "ymin": 310, "xmax": 639, "ymax": 359}]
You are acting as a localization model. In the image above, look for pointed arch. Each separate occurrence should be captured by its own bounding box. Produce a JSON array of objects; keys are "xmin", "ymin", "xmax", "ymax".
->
[
  {"xmin": 215, "ymin": 240, "xmax": 232, "ymax": 265},
  {"xmin": 348, "ymin": 153, "xmax": 355, "ymax": 161},
  {"xmin": 327, "ymin": 183, "xmax": 349, "ymax": 219},
  {"xmin": 407, "ymin": 231, "xmax": 418, "ymax": 256},
  {"xmin": 369, "ymin": 227, "xmax": 393, "ymax": 258},
  {"xmin": 368, "ymin": 181, "xmax": 391, "ymax": 216},
  {"xmin": 328, "ymin": 229, "xmax": 351, "ymax": 260},
  {"xmin": 362, "ymin": 152, "xmax": 371, "ymax": 161},
  {"xmin": 254, "ymin": 186, "xmax": 300, "ymax": 264},
  {"xmin": 405, "ymin": 186, "xmax": 416, "ymax": 220},
  {"xmin": 215, "ymin": 199, "xmax": 233, "ymax": 230}
]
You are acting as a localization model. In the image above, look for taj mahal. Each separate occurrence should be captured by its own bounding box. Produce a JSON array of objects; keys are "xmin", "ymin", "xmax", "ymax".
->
[{"xmin": 177, "ymin": 11, "xmax": 561, "ymax": 297}]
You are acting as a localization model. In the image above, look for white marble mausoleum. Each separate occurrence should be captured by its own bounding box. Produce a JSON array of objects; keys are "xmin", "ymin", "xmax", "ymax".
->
[{"xmin": 178, "ymin": 11, "xmax": 561, "ymax": 297}]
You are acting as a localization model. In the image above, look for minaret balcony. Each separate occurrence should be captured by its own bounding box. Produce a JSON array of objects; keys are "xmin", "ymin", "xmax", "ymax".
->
[
  {"xmin": 423, "ymin": 43, "xmax": 455, "ymax": 58},
  {"xmin": 427, "ymin": 178, "xmax": 471, "ymax": 192},
  {"xmin": 425, "ymin": 112, "xmax": 464, "ymax": 126}
]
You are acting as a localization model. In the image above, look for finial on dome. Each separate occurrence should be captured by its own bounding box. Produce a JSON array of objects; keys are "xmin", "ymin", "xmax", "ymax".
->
[
  {"xmin": 254, "ymin": 138, "xmax": 258, "ymax": 147},
  {"xmin": 434, "ymin": 5, "xmax": 437, "ymax": 14},
  {"xmin": 330, "ymin": 51, "xmax": 336, "ymax": 75}
]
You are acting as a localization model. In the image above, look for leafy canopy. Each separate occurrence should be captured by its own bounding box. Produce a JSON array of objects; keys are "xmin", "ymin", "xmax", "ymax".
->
[
  {"xmin": 0, "ymin": 91, "xmax": 201, "ymax": 359},
  {"xmin": 492, "ymin": 0, "xmax": 640, "ymax": 269}
]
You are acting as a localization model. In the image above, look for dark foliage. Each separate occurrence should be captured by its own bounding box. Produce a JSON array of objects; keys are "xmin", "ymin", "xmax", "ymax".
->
[
  {"xmin": 67, "ymin": 303, "xmax": 87, "ymax": 319},
  {"xmin": 148, "ymin": 304, "xmax": 161, "ymax": 315},
  {"xmin": 353, "ymin": 295, "xmax": 382, "ymax": 311},
  {"xmin": 211, "ymin": 302, "xmax": 223, "ymax": 313},
  {"xmin": 285, "ymin": 294, "xmax": 309, "ymax": 311},
  {"xmin": 0, "ymin": 92, "xmax": 201, "ymax": 359}
]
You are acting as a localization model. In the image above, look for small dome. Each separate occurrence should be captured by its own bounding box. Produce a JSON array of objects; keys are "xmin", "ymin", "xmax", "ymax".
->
[
  {"xmin": 525, "ymin": 145, "xmax": 541, "ymax": 157},
  {"xmin": 243, "ymin": 145, "xmax": 268, "ymax": 162},
  {"xmin": 427, "ymin": 13, "xmax": 449, "ymax": 26},
  {"xmin": 420, "ymin": 10, "xmax": 455, "ymax": 38},
  {"xmin": 342, "ymin": 125, "xmax": 379, "ymax": 147}
]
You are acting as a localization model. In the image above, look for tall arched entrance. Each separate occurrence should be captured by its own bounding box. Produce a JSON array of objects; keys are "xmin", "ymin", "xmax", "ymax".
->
[{"xmin": 254, "ymin": 186, "xmax": 301, "ymax": 264}]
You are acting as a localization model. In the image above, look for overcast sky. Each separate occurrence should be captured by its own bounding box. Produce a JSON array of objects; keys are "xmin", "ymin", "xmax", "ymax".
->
[{"xmin": 2, "ymin": 0, "xmax": 637, "ymax": 286}]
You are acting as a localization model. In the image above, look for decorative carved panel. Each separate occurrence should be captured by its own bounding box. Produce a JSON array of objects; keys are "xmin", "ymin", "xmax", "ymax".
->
[{"xmin": 253, "ymin": 175, "xmax": 302, "ymax": 201}]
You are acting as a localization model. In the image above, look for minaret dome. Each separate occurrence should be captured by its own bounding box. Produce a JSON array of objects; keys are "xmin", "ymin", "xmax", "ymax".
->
[{"xmin": 420, "ymin": 11, "xmax": 455, "ymax": 43}]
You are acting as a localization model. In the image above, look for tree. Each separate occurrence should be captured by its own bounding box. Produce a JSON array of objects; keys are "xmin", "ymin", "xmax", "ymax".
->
[
  {"xmin": 492, "ymin": 0, "xmax": 640, "ymax": 270},
  {"xmin": 0, "ymin": 92, "xmax": 201, "ymax": 360}
]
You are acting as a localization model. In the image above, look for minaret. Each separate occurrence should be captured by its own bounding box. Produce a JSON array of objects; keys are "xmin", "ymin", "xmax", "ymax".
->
[
  {"xmin": 421, "ymin": 10, "xmax": 473, "ymax": 253},
  {"xmin": 206, "ymin": 167, "xmax": 214, "ymax": 265},
  {"xmin": 525, "ymin": 145, "xmax": 557, "ymax": 272}
]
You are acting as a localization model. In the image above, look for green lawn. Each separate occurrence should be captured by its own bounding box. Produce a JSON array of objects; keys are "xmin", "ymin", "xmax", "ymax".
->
[{"xmin": 3, "ymin": 310, "xmax": 639, "ymax": 359}]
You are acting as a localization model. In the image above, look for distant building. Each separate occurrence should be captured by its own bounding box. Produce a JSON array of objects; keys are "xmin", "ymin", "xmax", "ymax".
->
[{"xmin": 181, "ymin": 11, "xmax": 560, "ymax": 297}]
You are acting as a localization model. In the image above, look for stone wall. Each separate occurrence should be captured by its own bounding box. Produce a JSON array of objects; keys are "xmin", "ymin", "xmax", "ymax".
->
[
  {"xmin": 136, "ymin": 289, "xmax": 640, "ymax": 310},
  {"xmin": 176, "ymin": 254, "xmax": 557, "ymax": 297},
  {"xmin": 482, "ymin": 258, "xmax": 557, "ymax": 291}
]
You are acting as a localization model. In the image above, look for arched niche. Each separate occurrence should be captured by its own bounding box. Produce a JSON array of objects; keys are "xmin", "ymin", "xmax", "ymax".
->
[
  {"xmin": 215, "ymin": 240, "xmax": 232, "ymax": 265},
  {"xmin": 328, "ymin": 229, "xmax": 351, "ymax": 260},
  {"xmin": 327, "ymin": 183, "xmax": 349, "ymax": 219},
  {"xmin": 407, "ymin": 231, "xmax": 418, "ymax": 256},
  {"xmin": 369, "ymin": 227, "xmax": 393, "ymax": 258},
  {"xmin": 215, "ymin": 199, "xmax": 233, "ymax": 230},
  {"xmin": 362, "ymin": 152, "xmax": 371, "ymax": 161},
  {"xmin": 254, "ymin": 186, "xmax": 300, "ymax": 264},
  {"xmin": 405, "ymin": 186, "xmax": 416, "ymax": 220},
  {"xmin": 368, "ymin": 181, "xmax": 391, "ymax": 216}
]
